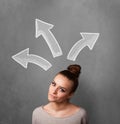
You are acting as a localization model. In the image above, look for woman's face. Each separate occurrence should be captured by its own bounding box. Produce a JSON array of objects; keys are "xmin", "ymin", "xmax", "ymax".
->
[{"xmin": 48, "ymin": 74, "xmax": 74, "ymax": 103}]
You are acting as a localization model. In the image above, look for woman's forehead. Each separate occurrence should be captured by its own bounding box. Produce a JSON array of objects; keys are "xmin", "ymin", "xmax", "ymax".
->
[{"xmin": 53, "ymin": 74, "xmax": 73, "ymax": 88}]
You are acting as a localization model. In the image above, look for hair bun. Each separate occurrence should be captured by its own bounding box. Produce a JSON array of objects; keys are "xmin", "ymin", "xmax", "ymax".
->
[{"xmin": 67, "ymin": 64, "xmax": 81, "ymax": 78}]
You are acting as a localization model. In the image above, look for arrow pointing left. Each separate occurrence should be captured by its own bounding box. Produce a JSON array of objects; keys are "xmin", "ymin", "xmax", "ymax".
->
[{"xmin": 12, "ymin": 48, "xmax": 52, "ymax": 71}]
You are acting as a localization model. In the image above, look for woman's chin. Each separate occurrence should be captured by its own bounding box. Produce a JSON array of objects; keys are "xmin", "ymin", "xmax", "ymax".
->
[{"xmin": 48, "ymin": 96, "xmax": 56, "ymax": 102}]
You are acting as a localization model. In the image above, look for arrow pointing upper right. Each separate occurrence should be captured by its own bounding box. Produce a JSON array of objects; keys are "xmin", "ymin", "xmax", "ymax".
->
[{"xmin": 67, "ymin": 33, "xmax": 100, "ymax": 61}]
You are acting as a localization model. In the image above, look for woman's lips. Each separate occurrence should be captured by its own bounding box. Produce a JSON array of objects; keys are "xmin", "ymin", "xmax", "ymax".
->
[{"xmin": 49, "ymin": 94, "xmax": 57, "ymax": 98}]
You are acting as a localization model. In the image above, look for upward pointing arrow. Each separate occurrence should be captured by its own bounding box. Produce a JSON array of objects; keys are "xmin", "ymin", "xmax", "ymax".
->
[
  {"xmin": 12, "ymin": 48, "xmax": 52, "ymax": 71},
  {"xmin": 35, "ymin": 19, "xmax": 63, "ymax": 58},
  {"xmin": 67, "ymin": 33, "xmax": 100, "ymax": 61}
]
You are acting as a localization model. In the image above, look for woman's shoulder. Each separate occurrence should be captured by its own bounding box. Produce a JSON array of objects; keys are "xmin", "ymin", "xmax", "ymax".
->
[
  {"xmin": 68, "ymin": 104, "xmax": 86, "ymax": 116},
  {"xmin": 32, "ymin": 105, "xmax": 43, "ymax": 114},
  {"xmin": 71, "ymin": 104, "xmax": 87, "ymax": 116},
  {"xmin": 79, "ymin": 107, "xmax": 87, "ymax": 116}
]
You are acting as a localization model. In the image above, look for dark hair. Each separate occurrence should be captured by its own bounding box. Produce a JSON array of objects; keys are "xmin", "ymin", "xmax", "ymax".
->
[{"xmin": 58, "ymin": 64, "xmax": 81, "ymax": 93}]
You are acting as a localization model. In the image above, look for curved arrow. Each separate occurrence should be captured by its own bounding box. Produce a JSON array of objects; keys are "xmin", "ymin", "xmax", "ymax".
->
[
  {"xmin": 12, "ymin": 48, "xmax": 52, "ymax": 71},
  {"xmin": 35, "ymin": 19, "xmax": 63, "ymax": 58},
  {"xmin": 67, "ymin": 33, "xmax": 100, "ymax": 61}
]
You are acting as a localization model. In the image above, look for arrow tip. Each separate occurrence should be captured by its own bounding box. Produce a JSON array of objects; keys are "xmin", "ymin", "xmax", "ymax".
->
[
  {"xmin": 12, "ymin": 48, "xmax": 29, "ymax": 68},
  {"xmin": 81, "ymin": 32, "xmax": 100, "ymax": 50},
  {"xmin": 35, "ymin": 19, "xmax": 54, "ymax": 38}
]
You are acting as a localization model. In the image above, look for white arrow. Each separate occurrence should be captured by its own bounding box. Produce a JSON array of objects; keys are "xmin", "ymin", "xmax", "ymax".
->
[
  {"xmin": 67, "ymin": 33, "xmax": 100, "ymax": 61},
  {"xmin": 12, "ymin": 48, "xmax": 52, "ymax": 71},
  {"xmin": 35, "ymin": 19, "xmax": 63, "ymax": 58}
]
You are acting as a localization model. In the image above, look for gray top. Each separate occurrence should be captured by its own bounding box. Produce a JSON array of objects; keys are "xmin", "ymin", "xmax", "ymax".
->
[{"xmin": 32, "ymin": 106, "xmax": 88, "ymax": 124}]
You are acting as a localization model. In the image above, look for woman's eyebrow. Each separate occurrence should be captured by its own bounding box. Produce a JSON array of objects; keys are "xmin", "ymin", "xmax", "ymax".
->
[{"xmin": 53, "ymin": 80, "xmax": 68, "ymax": 91}]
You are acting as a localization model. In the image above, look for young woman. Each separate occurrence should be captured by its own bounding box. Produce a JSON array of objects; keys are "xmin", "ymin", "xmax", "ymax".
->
[{"xmin": 32, "ymin": 64, "xmax": 88, "ymax": 124}]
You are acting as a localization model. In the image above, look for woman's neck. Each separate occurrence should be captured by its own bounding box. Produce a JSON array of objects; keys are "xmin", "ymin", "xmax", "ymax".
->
[{"xmin": 47, "ymin": 101, "xmax": 71, "ymax": 112}]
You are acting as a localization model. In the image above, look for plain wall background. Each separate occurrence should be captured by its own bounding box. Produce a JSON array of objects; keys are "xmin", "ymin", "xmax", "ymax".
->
[{"xmin": 0, "ymin": 0, "xmax": 120, "ymax": 124}]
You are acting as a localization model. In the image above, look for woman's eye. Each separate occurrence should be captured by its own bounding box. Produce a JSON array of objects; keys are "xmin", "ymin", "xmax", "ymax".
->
[
  {"xmin": 60, "ymin": 88, "xmax": 66, "ymax": 93},
  {"xmin": 51, "ymin": 82, "xmax": 56, "ymax": 86}
]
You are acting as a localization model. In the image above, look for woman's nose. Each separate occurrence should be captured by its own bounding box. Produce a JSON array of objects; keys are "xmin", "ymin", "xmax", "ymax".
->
[{"xmin": 53, "ymin": 87, "xmax": 58, "ymax": 94}]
